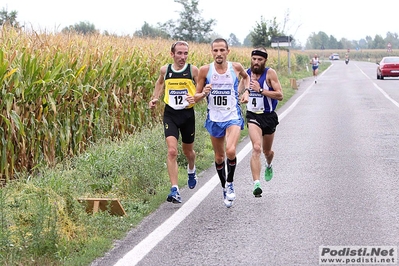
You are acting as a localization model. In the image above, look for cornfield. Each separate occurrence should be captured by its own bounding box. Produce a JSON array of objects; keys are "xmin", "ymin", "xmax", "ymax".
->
[{"xmin": 0, "ymin": 26, "xmax": 300, "ymax": 184}]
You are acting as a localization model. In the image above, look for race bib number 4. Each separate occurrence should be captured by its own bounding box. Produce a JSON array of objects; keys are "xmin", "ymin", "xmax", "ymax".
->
[{"xmin": 247, "ymin": 91, "xmax": 265, "ymax": 112}]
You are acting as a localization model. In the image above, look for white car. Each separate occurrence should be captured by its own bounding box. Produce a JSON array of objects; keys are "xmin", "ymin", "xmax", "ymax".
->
[{"xmin": 329, "ymin": 53, "xmax": 340, "ymax": 60}]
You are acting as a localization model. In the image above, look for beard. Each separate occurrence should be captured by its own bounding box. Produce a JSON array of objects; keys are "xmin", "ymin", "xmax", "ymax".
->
[
  {"xmin": 251, "ymin": 63, "xmax": 266, "ymax": 75},
  {"xmin": 215, "ymin": 57, "xmax": 224, "ymax": 65}
]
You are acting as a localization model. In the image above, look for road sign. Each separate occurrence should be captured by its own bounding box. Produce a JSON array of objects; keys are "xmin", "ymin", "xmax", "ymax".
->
[
  {"xmin": 271, "ymin": 36, "xmax": 292, "ymax": 47},
  {"xmin": 271, "ymin": 36, "xmax": 293, "ymax": 74}
]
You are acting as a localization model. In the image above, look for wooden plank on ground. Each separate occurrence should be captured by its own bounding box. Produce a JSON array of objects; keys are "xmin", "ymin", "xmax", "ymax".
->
[
  {"xmin": 77, "ymin": 198, "xmax": 126, "ymax": 216},
  {"xmin": 290, "ymin": 78, "xmax": 298, "ymax": 89}
]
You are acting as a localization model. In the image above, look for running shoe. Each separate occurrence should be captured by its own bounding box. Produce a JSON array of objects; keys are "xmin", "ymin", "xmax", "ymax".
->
[
  {"xmin": 187, "ymin": 172, "xmax": 197, "ymax": 189},
  {"xmin": 253, "ymin": 182, "xmax": 262, "ymax": 197},
  {"xmin": 225, "ymin": 182, "xmax": 236, "ymax": 201},
  {"xmin": 265, "ymin": 165, "xmax": 273, "ymax": 182},
  {"xmin": 223, "ymin": 188, "xmax": 233, "ymax": 208},
  {"xmin": 166, "ymin": 187, "xmax": 182, "ymax": 203}
]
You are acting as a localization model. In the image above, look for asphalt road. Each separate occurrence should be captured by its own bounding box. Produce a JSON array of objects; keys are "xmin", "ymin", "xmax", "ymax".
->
[{"xmin": 91, "ymin": 60, "xmax": 399, "ymax": 266}]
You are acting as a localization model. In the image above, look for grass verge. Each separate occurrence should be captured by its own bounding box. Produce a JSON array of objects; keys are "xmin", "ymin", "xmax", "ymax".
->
[{"xmin": 0, "ymin": 63, "xmax": 328, "ymax": 266}]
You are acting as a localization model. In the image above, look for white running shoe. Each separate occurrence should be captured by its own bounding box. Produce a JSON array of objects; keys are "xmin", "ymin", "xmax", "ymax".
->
[
  {"xmin": 225, "ymin": 182, "xmax": 236, "ymax": 201},
  {"xmin": 223, "ymin": 188, "xmax": 233, "ymax": 208}
]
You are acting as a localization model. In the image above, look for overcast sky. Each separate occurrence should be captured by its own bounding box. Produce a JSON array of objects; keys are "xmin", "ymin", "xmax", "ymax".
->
[{"xmin": 3, "ymin": 0, "xmax": 398, "ymax": 46}]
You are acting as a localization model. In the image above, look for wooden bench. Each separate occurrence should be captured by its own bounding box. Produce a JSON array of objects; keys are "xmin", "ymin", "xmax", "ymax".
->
[{"xmin": 77, "ymin": 198, "xmax": 126, "ymax": 216}]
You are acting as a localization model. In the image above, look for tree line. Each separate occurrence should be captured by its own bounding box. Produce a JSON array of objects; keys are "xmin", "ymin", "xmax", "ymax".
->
[
  {"xmin": 1, "ymin": 0, "xmax": 398, "ymax": 50},
  {"xmin": 306, "ymin": 31, "xmax": 398, "ymax": 50}
]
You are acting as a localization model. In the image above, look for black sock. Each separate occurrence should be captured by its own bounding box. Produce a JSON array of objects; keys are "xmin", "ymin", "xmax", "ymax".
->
[
  {"xmin": 226, "ymin": 157, "xmax": 237, "ymax": 183},
  {"xmin": 215, "ymin": 161, "xmax": 226, "ymax": 188}
]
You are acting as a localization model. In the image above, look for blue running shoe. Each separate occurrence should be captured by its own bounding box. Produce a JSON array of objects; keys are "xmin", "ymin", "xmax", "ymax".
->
[
  {"xmin": 225, "ymin": 182, "xmax": 236, "ymax": 201},
  {"xmin": 188, "ymin": 172, "xmax": 197, "ymax": 189},
  {"xmin": 223, "ymin": 188, "xmax": 233, "ymax": 208},
  {"xmin": 166, "ymin": 187, "xmax": 181, "ymax": 203}
]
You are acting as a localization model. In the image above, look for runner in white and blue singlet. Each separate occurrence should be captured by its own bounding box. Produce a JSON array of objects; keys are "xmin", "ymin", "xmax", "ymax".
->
[
  {"xmin": 204, "ymin": 61, "xmax": 244, "ymax": 137},
  {"xmin": 195, "ymin": 38, "xmax": 250, "ymax": 208},
  {"xmin": 310, "ymin": 54, "xmax": 320, "ymax": 83}
]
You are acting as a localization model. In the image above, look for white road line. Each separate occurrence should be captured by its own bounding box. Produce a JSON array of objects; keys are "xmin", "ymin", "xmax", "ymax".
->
[
  {"xmin": 373, "ymin": 82, "xmax": 399, "ymax": 108},
  {"xmin": 356, "ymin": 64, "xmax": 399, "ymax": 109},
  {"xmin": 113, "ymin": 72, "xmax": 324, "ymax": 266}
]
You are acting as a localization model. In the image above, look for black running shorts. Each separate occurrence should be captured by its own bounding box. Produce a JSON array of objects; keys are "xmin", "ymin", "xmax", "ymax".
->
[
  {"xmin": 246, "ymin": 111, "xmax": 279, "ymax": 135},
  {"xmin": 163, "ymin": 104, "xmax": 195, "ymax": 144}
]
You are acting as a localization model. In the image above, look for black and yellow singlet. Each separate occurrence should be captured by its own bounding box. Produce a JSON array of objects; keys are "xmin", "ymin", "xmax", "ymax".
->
[{"xmin": 163, "ymin": 63, "xmax": 196, "ymax": 110}]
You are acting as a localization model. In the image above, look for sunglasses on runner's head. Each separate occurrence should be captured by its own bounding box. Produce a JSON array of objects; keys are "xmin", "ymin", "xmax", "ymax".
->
[{"xmin": 171, "ymin": 41, "xmax": 189, "ymax": 51}]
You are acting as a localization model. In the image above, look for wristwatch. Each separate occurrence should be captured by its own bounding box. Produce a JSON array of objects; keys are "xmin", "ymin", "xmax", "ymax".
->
[{"xmin": 259, "ymin": 88, "xmax": 264, "ymax": 94}]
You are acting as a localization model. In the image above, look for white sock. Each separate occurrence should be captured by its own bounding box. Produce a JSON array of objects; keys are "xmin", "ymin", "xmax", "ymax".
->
[
  {"xmin": 254, "ymin": 180, "xmax": 260, "ymax": 185},
  {"xmin": 187, "ymin": 165, "xmax": 196, "ymax": 174}
]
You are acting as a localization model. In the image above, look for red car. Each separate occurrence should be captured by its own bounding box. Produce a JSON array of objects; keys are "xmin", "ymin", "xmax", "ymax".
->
[{"xmin": 377, "ymin": 56, "xmax": 399, "ymax": 79}]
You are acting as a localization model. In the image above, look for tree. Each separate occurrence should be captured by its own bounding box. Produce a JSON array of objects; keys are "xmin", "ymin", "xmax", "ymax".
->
[
  {"xmin": 328, "ymin": 35, "xmax": 339, "ymax": 49},
  {"xmin": 372, "ymin": 34, "xmax": 385, "ymax": 49},
  {"xmin": 251, "ymin": 16, "xmax": 281, "ymax": 47},
  {"xmin": 357, "ymin": 39, "xmax": 367, "ymax": 49},
  {"xmin": 303, "ymin": 30, "xmax": 399, "ymax": 50},
  {"xmin": 0, "ymin": 7, "xmax": 19, "ymax": 28},
  {"xmin": 305, "ymin": 31, "xmax": 329, "ymax": 49},
  {"xmin": 159, "ymin": 0, "xmax": 215, "ymax": 43},
  {"xmin": 282, "ymin": 9, "xmax": 302, "ymax": 48},
  {"xmin": 62, "ymin": 21, "xmax": 98, "ymax": 35},
  {"xmin": 243, "ymin": 33, "xmax": 253, "ymax": 47},
  {"xmin": 227, "ymin": 33, "xmax": 241, "ymax": 47},
  {"xmin": 365, "ymin": 36, "xmax": 373, "ymax": 49},
  {"xmin": 384, "ymin": 32, "xmax": 399, "ymax": 50},
  {"xmin": 339, "ymin": 38, "xmax": 352, "ymax": 50},
  {"xmin": 134, "ymin": 21, "xmax": 169, "ymax": 39}
]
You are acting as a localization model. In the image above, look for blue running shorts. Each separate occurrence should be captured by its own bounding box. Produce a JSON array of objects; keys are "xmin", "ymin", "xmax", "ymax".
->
[{"xmin": 204, "ymin": 118, "xmax": 244, "ymax": 138}]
